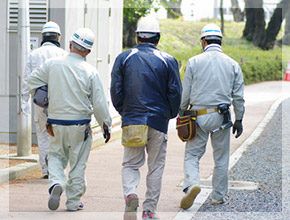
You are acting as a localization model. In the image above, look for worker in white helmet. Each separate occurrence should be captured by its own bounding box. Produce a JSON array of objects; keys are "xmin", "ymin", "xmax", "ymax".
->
[
  {"xmin": 27, "ymin": 27, "xmax": 112, "ymax": 211},
  {"xmin": 180, "ymin": 23, "xmax": 245, "ymax": 208},
  {"xmin": 21, "ymin": 21, "xmax": 67, "ymax": 179},
  {"xmin": 111, "ymin": 17, "xmax": 182, "ymax": 220}
]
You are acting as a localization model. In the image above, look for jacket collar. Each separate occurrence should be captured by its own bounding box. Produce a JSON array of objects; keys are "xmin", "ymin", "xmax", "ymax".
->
[
  {"xmin": 204, "ymin": 44, "xmax": 222, "ymax": 53},
  {"xmin": 42, "ymin": 41, "xmax": 58, "ymax": 47},
  {"xmin": 41, "ymin": 39, "xmax": 61, "ymax": 47},
  {"xmin": 135, "ymin": 43, "xmax": 157, "ymax": 50},
  {"xmin": 69, "ymin": 52, "xmax": 85, "ymax": 60}
]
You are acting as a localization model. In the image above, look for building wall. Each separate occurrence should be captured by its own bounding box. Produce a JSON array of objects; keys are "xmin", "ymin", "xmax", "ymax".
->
[
  {"xmin": 0, "ymin": 0, "xmax": 9, "ymax": 144},
  {"xmin": 0, "ymin": 0, "xmax": 123, "ymax": 144}
]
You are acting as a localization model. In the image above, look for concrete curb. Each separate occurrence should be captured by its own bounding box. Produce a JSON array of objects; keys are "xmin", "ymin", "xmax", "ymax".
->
[
  {"xmin": 0, "ymin": 162, "xmax": 40, "ymax": 184},
  {"xmin": 0, "ymin": 128, "xmax": 122, "ymax": 185}
]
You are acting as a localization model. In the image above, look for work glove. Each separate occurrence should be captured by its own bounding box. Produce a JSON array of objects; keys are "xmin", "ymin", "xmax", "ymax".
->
[
  {"xmin": 21, "ymin": 100, "xmax": 31, "ymax": 116},
  {"xmin": 103, "ymin": 123, "xmax": 111, "ymax": 143},
  {"xmin": 232, "ymin": 120, "xmax": 243, "ymax": 138}
]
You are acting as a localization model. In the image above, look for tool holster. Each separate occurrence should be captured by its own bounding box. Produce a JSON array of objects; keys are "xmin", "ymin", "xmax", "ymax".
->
[
  {"xmin": 176, "ymin": 109, "xmax": 197, "ymax": 142},
  {"xmin": 46, "ymin": 122, "xmax": 54, "ymax": 137}
]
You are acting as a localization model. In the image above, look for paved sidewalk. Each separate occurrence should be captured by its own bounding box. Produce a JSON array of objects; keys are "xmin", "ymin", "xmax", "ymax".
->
[{"xmin": 0, "ymin": 81, "xmax": 288, "ymax": 220}]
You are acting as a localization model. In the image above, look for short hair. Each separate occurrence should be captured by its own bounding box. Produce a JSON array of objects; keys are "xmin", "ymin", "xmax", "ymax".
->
[
  {"xmin": 203, "ymin": 36, "xmax": 222, "ymax": 46},
  {"xmin": 42, "ymin": 34, "xmax": 59, "ymax": 42},
  {"xmin": 70, "ymin": 41, "xmax": 89, "ymax": 53},
  {"xmin": 137, "ymin": 33, "xmax": 160, "ymax": 44}
]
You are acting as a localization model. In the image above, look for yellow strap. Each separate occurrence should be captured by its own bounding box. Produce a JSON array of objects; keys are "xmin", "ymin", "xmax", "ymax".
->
[{"xmin": 196, "ymin": 108, "xmax": 218, "ymax": 116}]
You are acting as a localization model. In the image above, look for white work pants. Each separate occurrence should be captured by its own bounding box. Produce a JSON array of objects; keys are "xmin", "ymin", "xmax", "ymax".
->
[
  {"xmin": 34, "ymin": 104, "xmax": 49, "ymax": 176},
  {"xmin": 48, "ymin": 124, "xmax": 92, "ymax": 210},
  {"xmin": 183, "ymin": 112, "xmax": 230, "ymax": 201},
  {"xmin": 122, "ymin": 127, "xmax": 168, "ymax": 212}
]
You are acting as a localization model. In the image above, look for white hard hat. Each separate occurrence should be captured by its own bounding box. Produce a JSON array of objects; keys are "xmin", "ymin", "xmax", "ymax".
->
[
  {"xmin": 136, "ymin": 17, "xmax": 161, "ymax": 33},
  {"xmin": 42, "ymin": 21, "xmax": 61, "ymax": 35},
  {"xmin": 201, "ymin": 23, "xmax": 222, "ymax": 39},
  {"xmin": 71, "ymin": 28, "xmax": 95, "ymax": 50}
]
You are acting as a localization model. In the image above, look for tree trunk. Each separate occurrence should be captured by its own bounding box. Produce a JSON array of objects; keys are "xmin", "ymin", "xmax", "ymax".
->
[
  {"xmin": 231, "ymin": 0, "xmax": 244, "ymax": 22},
  {"xmin": 220, "ymin": 0, "xmax": 225, "ymax": 35},
  {"xmin": 253, "ymin": 7, "xmax": 266, "ymax": 47},
  {"xmin": 261, "ymin": 0, "xmax": 290, "ymax": 49},
  {"xmin": 162, "ymin": 0, "xmax": 182, "ymax": 19},
  {"xmin": 282, "ymin": 9, "xmax": 290, "ymax": 45},
  {"xmin": 123, "ymin": 12, "xmax": 139, "ymax": 48},
  {"xmin": 243, "ymin": 0, "xmax": 265, "ymax": 45}
]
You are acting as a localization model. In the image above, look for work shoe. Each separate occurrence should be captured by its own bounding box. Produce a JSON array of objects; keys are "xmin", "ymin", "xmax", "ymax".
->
[
  {"xmin": 123, "ymin": 193, "xmax": 139, "ymax": 220},
  {"xmin": 180, "ymin": 185, "xmax": 201, "ymax": 210},
  {"xmin": 210, "ymin": 198, "xmax": 224, "ymax": 205},
  {"xmin": 67, "ymin": 202, "xmax": 84, "ymax": 211},
  {"xmin": 42, "ymin": 174, "xmax": 49, "ymax": 179},
  {"xmin": 142, "ymin": 210, "xmax": 160, "ymax": 220},
  {"xmin": 48, "ymin": 184, "xmax": 62, "ymax": 211}
]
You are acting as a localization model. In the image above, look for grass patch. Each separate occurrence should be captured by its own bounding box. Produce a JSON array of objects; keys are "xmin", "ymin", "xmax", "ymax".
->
[{"xmin": 157, "ymin": 19, "xmax": 289, "ymax": 84}]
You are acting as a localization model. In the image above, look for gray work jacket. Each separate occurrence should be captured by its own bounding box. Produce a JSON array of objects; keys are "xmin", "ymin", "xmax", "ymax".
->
[{"xmin": 181, "ymin": 44, "xmax": 245, "ymax": 120}]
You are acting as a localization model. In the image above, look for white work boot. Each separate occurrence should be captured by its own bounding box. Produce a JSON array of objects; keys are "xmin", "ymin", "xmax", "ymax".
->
[
  {"xmin": 210, "ymin": 197, "xmax": 224, "ymax": 205},
  {"xmin": 124, "ymin": 193, "xmax": 139, "ymax": 220},
  {"xmin": 180, "ymin": 185, "xmax": 201, "ymax": 210},
  {"xmin": 48, "ymin": 184, "xmax": 63, "ymax": 211}
]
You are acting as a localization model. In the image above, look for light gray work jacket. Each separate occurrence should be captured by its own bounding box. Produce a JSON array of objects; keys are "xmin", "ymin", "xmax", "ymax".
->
[
  {"xmin": 181, "ymin": 44, "xmax": 245, "ymax": 120},
  {"xmin": 28, "ymin": 52, "xmax": 112, "ymax": 132}
]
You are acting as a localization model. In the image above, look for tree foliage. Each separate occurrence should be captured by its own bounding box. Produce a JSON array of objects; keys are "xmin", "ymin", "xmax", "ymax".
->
[
  {"xmin": 123, "ymin": 0, "xmax": 182, "ymax": 48},
  {"xmin": 123, "ymin": 0, "xmax": 160, "ymax": 48},
  {"xmin": 160, "ymin": 0, "xmax": 182, "ymax": 19}
]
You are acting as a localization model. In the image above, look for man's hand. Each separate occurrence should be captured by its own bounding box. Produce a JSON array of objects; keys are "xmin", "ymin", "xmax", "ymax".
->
[
  {"xmin": 103, "ymin": 123, "xmax": 111, "ymax": 143},
  {"xmin": 232, "ymin": 120, "xmax": 243, "ymax": 138}
]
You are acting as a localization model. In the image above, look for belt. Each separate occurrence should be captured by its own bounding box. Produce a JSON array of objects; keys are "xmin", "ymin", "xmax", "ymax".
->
[{"xmin": 196, "ymin": 108, "xmax": 218, "ymax": 116}]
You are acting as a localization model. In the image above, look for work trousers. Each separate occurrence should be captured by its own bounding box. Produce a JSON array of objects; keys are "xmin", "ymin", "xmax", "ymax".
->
[
  {"xmin": 183, "ymin": 112, "xmax": 230, "ymax": 201},
  {"xmin": 34, "ymin": 104, "xmax": 49, "ymax": 176},
  {"xmin": 122, "ymin": 127, "xmax": 168, "ymax": 213},
  {"xmin": 48, "ymin": 124, "xmax": 92, "ymax": 210}
]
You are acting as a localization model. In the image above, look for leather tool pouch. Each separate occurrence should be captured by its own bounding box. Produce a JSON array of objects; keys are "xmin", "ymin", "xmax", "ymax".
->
[
  {"xmin": 176, "ymin": 110, "xmax": 197, "ymax": 142},
  {"xmin": 122, "ymin": 125, "xmax": 148, "ymax": 147},
  {"xmin": 46, "ymin": 122, "xmax": 54, "ymax": 137}
]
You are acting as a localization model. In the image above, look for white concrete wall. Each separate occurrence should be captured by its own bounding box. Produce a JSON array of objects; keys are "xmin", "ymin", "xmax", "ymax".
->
[{"xmin": 0, "ymin": 0, "xmax": 9, "ymax": 143}]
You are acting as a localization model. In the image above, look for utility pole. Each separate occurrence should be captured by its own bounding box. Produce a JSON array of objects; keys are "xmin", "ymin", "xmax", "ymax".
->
[{"xmin": 17, "ymin": 0, "xmax": 31, "ymax": 156}]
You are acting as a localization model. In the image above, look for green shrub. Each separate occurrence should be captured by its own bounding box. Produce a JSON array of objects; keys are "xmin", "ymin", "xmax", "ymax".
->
[{"xmin": 157, "ymin": 19, "xmax": 288, "ymax": 84}]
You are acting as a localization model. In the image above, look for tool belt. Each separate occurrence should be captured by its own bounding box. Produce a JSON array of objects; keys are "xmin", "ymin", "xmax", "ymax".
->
[
  {"xmin": 176, "ymin": 109, "xmax": 197, "ymax": 142},
  {"xmin": 196, "ymin": 108, "xmax": 218, "ymax": 116}
]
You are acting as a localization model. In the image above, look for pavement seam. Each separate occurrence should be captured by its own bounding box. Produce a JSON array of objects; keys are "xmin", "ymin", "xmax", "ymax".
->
[{"xmin": 173, "ymin": 96, "xmax": 288, "ymax": 220}]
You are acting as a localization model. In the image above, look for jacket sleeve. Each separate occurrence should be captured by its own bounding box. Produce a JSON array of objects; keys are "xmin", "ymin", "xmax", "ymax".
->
[
  {"xmin": 110, "ymin": 55, "xmax": 124, "ymax": 114},
  {"xmin": 167, "ymin": 57, "xmax": 182, "ymax": 118},
  {"xmin": 180, "ymin": 60, "xmax": 192, "ymax": 110},
  {"xmin": 28, "ymin": 61, "xmax": 49, "ymax": 91},
  {"xmin": 232, "ymin": 64, "xmax": 245, "ymax": 120},
  {"xmin": 22, "ymin": 55, "xmax": 32, "ymax": 103},
  {"xmin": 21, "ymin": 55, "xmax": 33, "ymax": 114},
  {"xmin": 90, "ymin": 73, "xmax": 112, "ymax": 133}
]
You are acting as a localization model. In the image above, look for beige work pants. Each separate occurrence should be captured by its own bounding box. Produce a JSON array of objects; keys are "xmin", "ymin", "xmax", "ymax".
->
[
  {"xmin": 122, "ymin": 127, "xmax": 168, "ymax": 213},
  {"xmin": 48, "ymin": 124, "xmax": 92, "ymax": 210}
]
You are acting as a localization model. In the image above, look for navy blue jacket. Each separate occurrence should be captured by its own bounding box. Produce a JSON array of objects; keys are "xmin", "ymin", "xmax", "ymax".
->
[{"xmin": 110, "ymin": 43, "xmax": 182, "ymax": 133}]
